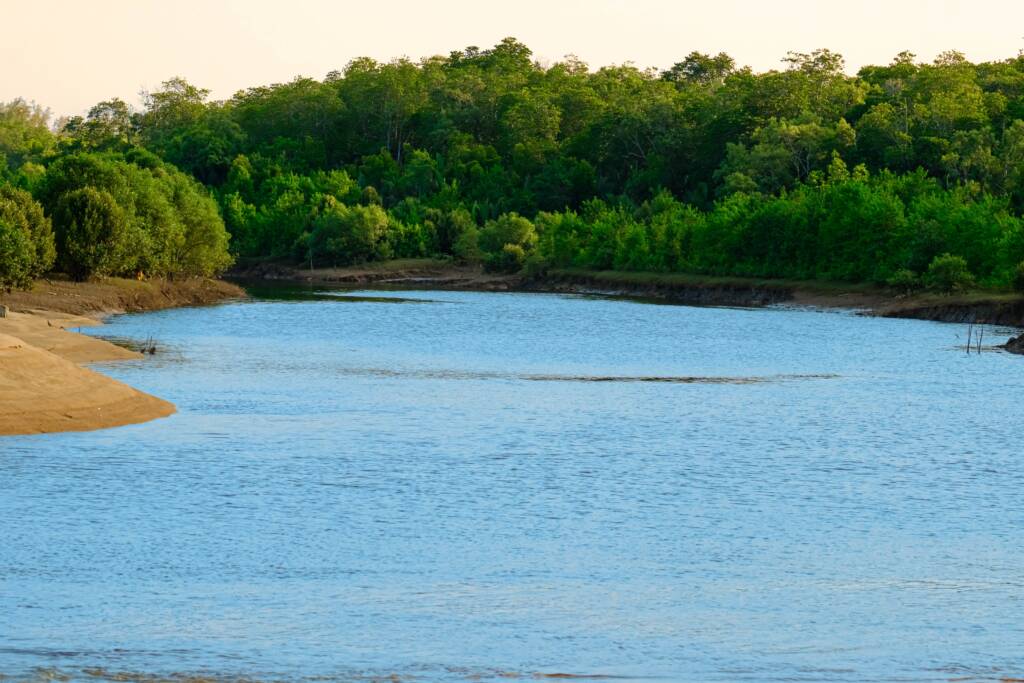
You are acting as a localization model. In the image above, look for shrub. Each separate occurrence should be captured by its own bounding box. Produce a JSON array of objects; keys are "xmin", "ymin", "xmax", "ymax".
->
[
  {"xmin": 886, "ymin": 268, "xmax": 922, "ymax": 295},
  {"xmin": 477, "ymin": 212, "xmax": 536, "ymax": 272},
  {"xmin": 434, "ymin": 208, "xmax": 475, "ymax": 256},
  {"xmin": 39, "ymin": 151, "xmax": 232, "ymax": 277},
  {"xmin": 486, "ymin": 243, "xmax": 527, "ymax": 273},
  {"xmin": 166, "ymin": 174, "xmax": 233, "ymax": 276},
  {"xmin": 478, "ymin": 213, "xmax": 537, "ymax": 255},
  {"xmin": 53, "ymin": 187, "xmax": 135, "ymax": 280},
  {"xmin": 452, "ymin": 224, "xmax": 482, "ymax": 264},
  {"xmin": 0, "ymin": 216, "xmax": 35, "ymax": 290},
  {"xmin": 309, "ymin": 202, "xmax": 391, "ymax": 266},
  {"xmin": 1014, "ymin": 261, "xmax": 1024, "ymax": 293},
  {"xmin": 0, "ymin": 185, "xmax": 55, "ymax": 278},
  {"xmin": 925, "ymin": 253, "xmax": 974, "ymax": 294}
]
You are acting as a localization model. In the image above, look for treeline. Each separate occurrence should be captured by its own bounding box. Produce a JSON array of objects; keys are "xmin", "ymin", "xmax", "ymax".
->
[
  {"xmin": 4, "ymin": 39, "xmax": 1024, "ymax": 291},
  {"xmin": 533, "ymin": 159, "xmax": 1024, "ymax": 293}
]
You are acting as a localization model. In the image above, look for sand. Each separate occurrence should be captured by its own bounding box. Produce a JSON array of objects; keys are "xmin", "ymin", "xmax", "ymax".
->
[{"xmin": 0, "ymin": 310, "xmax": 175, "ymax": 436}]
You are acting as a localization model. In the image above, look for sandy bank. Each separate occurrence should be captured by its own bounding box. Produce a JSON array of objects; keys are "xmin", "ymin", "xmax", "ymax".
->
[
  {"xmin": 0, "ymin": 278, "xmax": 242, "ymax": 438},
  {"xmin": 0, "ymin": 312, "xmax": 174, "ymax": 436},
  {"xmin": 0, "ymin": 277, "xmax": 242, "ymax": 437}
]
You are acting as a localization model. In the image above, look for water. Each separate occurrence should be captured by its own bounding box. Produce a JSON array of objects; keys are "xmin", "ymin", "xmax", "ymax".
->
[{"xmin": 2, "ymin": 288, "xmax": 1023, "ymax": 682}]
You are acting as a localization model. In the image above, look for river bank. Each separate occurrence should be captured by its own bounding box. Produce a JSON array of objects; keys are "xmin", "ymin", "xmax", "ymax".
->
[
  {"xmin": 0, "ymin": 277, "xmax": 245, "ymax": 436},
  {"xmin": 0, "ymin": 275, "xmax": 245, "ymax": 318},
  {"xmin": 230, "ymin": 259, "xmax": 1024, "ymax": 348}
]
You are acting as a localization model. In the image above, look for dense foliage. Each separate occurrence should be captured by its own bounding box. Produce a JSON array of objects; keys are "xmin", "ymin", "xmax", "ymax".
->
[
  {"xmin": 4, "ymin": 40, "xmax": 1024, "ymax": 290},
  {"xmin": 0, "ymin": 185, "xmax": 55, "ymax": 289},
  {"xmin": 0, "ymin": 101, "xmax": 232, "ymax": 284}
]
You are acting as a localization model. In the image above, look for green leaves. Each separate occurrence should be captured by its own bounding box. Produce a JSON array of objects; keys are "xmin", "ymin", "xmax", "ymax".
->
[
  {"xmin": 7, "ymin": 39, "xmax": 1024, "ymax": 290},
  {"xmin": 53, "ymin": 187, "xmax": 134, "ymax": 280},
  {"xmin": 0, "ymin": 216, "xmax": 35, "ymax": 291},
  {"xmin": 925, "ymin": 253, "xmax": 975, "ymax": 293},
  {"xmin": 40, "ymin": 152, "xmax": 232, "ymax": 280},
  {"xmin": 478, "ymin": 213, "xmax": 537, "ymax": 272},
  {"xmin": 0, "ymin": 185, "xmax": 55, "ymax": 279},
  {"xmin": 308, "ymin": 202, "xmax": 392, "ymax": 266}
]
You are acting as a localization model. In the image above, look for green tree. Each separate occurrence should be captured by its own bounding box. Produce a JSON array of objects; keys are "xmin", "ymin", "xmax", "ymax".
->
[
  {"xmin": 0, "ymin": 215, "xmax": 35, "ymax": 290},
  {"xmin": 662, "ymin": 52, "xmax": 736, "ymax": 87},
  {"xmin": 53, "ymin": 187, "xmax": 136, "ymax": 280},
  {"xmin": 925, "ymin": 253, "xmax": 975, "ymax": 293},
  {"xmin": 0, "ymin": 185, "xmax": 55, "ymax": 278},
  {"xmin": 309, "ymin": 201, "xmax": 391, "ymax": 266},
  {"xmin": 478, "ymin": 212, "xmax": 537, "ymax": 272},
  {"xmin": 0, "ymin": 99, "xmax": 55, "ymax": 169}
]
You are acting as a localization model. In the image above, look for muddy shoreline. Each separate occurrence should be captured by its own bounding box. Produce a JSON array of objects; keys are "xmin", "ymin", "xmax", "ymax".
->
[
  {"xmin": 230, "ymin": 260, "xmax": 1024, "ymax": 351},
  {"xmin": 0, "ymin": 275, "xmax": 246, "ymax": 318}
]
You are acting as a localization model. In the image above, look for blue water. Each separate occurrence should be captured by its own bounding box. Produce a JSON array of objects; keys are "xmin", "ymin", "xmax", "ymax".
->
[{"xmin": 2, "ymin": 288, "xmax": 1023, "ymax": 683}]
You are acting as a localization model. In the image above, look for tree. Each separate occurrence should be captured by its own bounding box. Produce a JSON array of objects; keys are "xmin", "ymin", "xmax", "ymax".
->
[
  {"xmin": 309, "ymin": 201, "xmax": 391, "ymax": 265},
  {"xmin": 479, "ymin": 212, "xmax": 537, "ymax": 272},
  {"xmin": 925, "ymin": 253, "xmax": 974, "ymax": 293},
  {"xmin": 65, "ymin": 98, "xmax": 135, "ymax": 149},
  {"xmin": 52, "ymin": 187, "xmax": 136, "ymax": 280},
  {"xmin": 0, "ymin": 185, "xmax": 55, "ymax": 278},
  {"xmin": 0, "ymin": 216, "xmax": 35, "ymax": 290},
  {"xmin": 164, "ymin": 172, "xmax": 233, "ymax": 276},
  {"xmin": 662, "ymin": 52, "xmax": 736, "ymax": 87},
  {"xmin": 24, "ymin": 38, "xmax": 1024, "ymax": 291},
  {"xmin": 140, "ymin": 77, "xmax": 211, "ymax": 140},
  {"xmin": 855, "ymin": 103, "xmax": 914, "ymax": 170},
  {"xmin": 0, "ymin": 99, "xmax": 55, "ymax": 169},
  {"xmin": 38, "ymin": 151, "xmax": 233, "ymax": 277},
  {"xmin": 716, "ymin": 116, "xmax": 849, "ymax": 194}
]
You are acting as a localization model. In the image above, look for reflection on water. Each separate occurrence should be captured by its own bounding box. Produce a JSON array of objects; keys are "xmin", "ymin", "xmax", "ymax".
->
[
  {"xmin": 2, "ymin": 288, "xmax": 1024, "ymax": 683},
  {"xmin": 242, "ymin": 283, "xmax": 449, "ymax": 305}
]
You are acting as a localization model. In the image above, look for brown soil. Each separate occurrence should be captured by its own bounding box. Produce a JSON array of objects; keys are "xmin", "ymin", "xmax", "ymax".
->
[
  {"xmin": 0, "ymin": 275, "xmax": 245, "ymax": 318},
  {"xmin": 232, "ymin": 258, "xmax": 517, "ymax": 290}
]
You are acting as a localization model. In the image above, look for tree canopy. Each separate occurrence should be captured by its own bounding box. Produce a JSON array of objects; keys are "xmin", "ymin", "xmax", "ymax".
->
[{"xmin": 3, "ymin": 39, "xmax": 1024, "ymax": 290}]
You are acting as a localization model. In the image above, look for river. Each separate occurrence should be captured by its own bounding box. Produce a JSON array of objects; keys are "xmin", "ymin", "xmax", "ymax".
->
[{"xmin": 2, "ymin": 288, "xmax": 1022, "ymax": 682}]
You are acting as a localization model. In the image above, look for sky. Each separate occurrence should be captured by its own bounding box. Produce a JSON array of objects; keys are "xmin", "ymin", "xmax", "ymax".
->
[{"xmin": 4, "ymin": 0, "xmax": 1024, "ymax": 117}]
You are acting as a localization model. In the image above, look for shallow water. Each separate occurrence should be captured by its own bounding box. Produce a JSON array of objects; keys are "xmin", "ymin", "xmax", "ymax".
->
[{"xmin": 2, "ymin": 289, "xmax": 1023, "ymax": 683}]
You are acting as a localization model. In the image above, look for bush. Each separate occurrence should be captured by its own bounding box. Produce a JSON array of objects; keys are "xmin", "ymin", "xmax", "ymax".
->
[
  {"xmin": 452, "ymin": 224, "xmax": 482, "ymax": 264},
  {"xmin": 486, "ymin": 243, "xmax": 527, "ymax": 273},
  {"xmin": 53, "ymin": 187, "xmax": 136, "ymax": 280},
  {"xmin": 0, "ymin": 185, "xmax": 55, "ymax": 278},
  {"xmin": 309, "ymin": 201, "xmax": 391, "ymax": 266},
  {"xmin": 477, "ymin": 212, "xmax": 536, "ymax": 272},
  {"xmin": 0, "ymin": 216, "xmax": 35, "ymax": 290},
  {"xmin": 1014, "ymin": 261, "xmax": 1024, "ymax": 293},
  {"xmin": 886, "ymin": 268, "xmax": 922, "ymax": 295},
  {"xmin": 925, "ymin": 253, "xmax": 975, "ymax": 294},
  {"xmin": 434, "ymin": 208, "xmax": 475, "ymax": 256},
  {"xmin": 39, "ymin": 151, "xmax": 233, "ymax": 278},
  {"xmin": 478, "ymin": 213, "xmax": 537, "ymax": 255},
  {"xmin": 166, "ymin": 174, "xmax": 234, "ymax": 276}
]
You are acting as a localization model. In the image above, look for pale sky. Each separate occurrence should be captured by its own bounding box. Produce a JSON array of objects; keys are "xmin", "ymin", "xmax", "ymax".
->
[{"xmin": 5, "ymin": 0, "xmax": 1024, "ymax": 117}]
